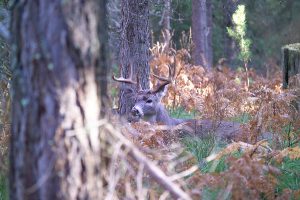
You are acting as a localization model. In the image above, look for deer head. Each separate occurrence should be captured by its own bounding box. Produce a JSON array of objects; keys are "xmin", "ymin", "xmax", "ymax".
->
[{"xmin": 113, "ymin": 64, "xmax": 179, "ymax": 125}]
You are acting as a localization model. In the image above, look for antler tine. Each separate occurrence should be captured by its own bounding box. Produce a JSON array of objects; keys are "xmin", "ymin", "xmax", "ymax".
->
[
  {"xmin": 152, "ymin": 64, "xmax": 173, "ymax": 83},
  {"xmin": 112, "ymin": 63, "xmax": 137, "ymax": 84}
]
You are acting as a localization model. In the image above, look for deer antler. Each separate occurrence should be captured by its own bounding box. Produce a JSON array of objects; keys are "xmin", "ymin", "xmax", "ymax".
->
[
  {"xmin": 151, "ymin": 64, "xmax": 175, "ymax": 93},
  {"xmin": 112, "ymin": 63, "xmax": 137, "ymax": 84},
  {"xmin": 152, "ymin": 64, "xmax": 174, "ymax": 83}
]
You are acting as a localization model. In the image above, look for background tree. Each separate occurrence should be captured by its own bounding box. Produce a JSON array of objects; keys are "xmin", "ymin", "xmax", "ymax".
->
[
  {"xmin": 118, "ymin": 0, "xmax": 150, "ymax": 116},
  {"xmin": 10, "ymin": 1, "xmax": 103, "ymax": 199},
  {"xmin": 0, "ymin": 2, "xmax": 10, "ymax": 197},
  {"xmin": 191, "ymin": 0, "xmax": 213, "ymax": 69},
  {"xmin": 0, "ymin": 0, "xmax": 10, "ymax": 137},
  {"xmin": 160, "ymin": 0, "xmax": 172, "ymax": 50},
  {"xmin": 150, "ymin": 0, "xmax": 300, "ymax": 71},
  {"xmin": 98, "ymin": 0, "xmax": 110, "ymax": 116},
  {"xmin": 227, "ymin": 5, "xmax": 251, "ymax": 86},
  {"xmin": 222, "ymin": 0, "xmax": 239, "ymax": 65}
]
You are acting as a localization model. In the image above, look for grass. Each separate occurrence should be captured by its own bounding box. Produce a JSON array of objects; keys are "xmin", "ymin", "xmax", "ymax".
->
[
  {"xmin": 276, "ymin": 158, "xmax": 300, "ymax": 192},
  {"xmin": 183, "ymin": 135, "xmax": 300, "ymax": 198},
  {"xmin": 230, "ymin": 112, "xmax": 251, "ymax": 124},
  {"xmin": 183, "ymin": 136, "xmax": 300, "ymax": 198},
  {"xmin": 201, "ymin": 187, "xmax": 224, "ymax": 200},
  {"xmin": 182, "ymin": 135, "xmax": 244, "ymax": 174},
  {"xmin": 171, "ymin": 107, "xmax": 241, "ymax": 173},
  {"xmin": 168, "ymin": 107, "xmax": 197, "ymax": 120}
]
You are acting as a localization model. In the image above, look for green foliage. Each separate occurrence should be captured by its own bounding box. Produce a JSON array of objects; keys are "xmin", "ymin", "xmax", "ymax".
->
[
  {"xmin": 244, "ymin": 0, "xmax": 300, "ymax": 68},
  {"xmin": 280, "ymin": 124, "xmax": 300, "ymax": 149},
  {"xmin": 171, "ymin": 0, "xmax": 192, "ymax": 48},
  {"xmin": 182, "ymin": 136, "xmax": 233, "ymax": 173},
  {"xmin": 0, "ymin": 174, "xmax": 8, "ymax": 200},
  {"xmin": 168, "ymin": 107, "xmax": 196, "ymax": 119},
  {"xmin": 227, "ymin": 5, "xmax": 251, "ymax": 64},
  {"xmin": 182, "ymin": 136, "xmax": 216, "ymax": 162},
  {"xmin": 201, "ymin": 187, "xmax": 223, "ymax": 200},
  {"xmin": 230, "ymin": 113, "xmax": 251, "ymax": 124},
  {"xmin": 201, "ymin": 150, "xmax": 243, "ymax": 174},
  {"xmin": 276, "ymin": 158, "xmax": 300, "ymax": 192},
  {"xmin": 150, "ymin": 0, "xmax": 192, "ymax": 46},
  {"xmin": 150, "ymin": 0, "xmax": 300, "ymax": 69}
]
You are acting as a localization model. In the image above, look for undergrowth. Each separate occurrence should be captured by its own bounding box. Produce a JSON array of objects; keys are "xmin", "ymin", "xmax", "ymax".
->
[
  {"xmin": 276, "ymin": 158, "xmax": 300, "ymax": 192},
  {"xmin": 0, "ymin": 40, "xmax": 299, "ymax": 199},
  {"xmin": 119, "ymin": 43, "xmax": 300, "ymax": 199},
  {"xmin": 169, "ymin": 107, "xmax": 197, "ymax": 120},
  {"xmin": 182, "ymin": 135, "xmax": 300, "ymax": 199}
]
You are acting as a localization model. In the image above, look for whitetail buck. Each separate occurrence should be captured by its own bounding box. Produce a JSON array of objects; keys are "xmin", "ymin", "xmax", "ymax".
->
[{"xmin": 113, "ymin": 64, "xmax": 242, "ymax": 141}]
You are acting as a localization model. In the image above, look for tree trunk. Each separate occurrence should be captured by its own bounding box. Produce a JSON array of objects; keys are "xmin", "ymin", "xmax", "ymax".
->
[
  {"xmin": 118, "ymin": 0, "xmax": 150, "ymax": 116},
  {"xmin": 162, "ymin": 0, "xmax": 171, "ymax": 32},
  {"xmin": 10, "ymin": 1, "xmax": 102, "ymax": 199},
  {"xmin": 206, "ymin": 0, "xmax": 213, "ymax": 67},
  {"xmin": 282, "ymin": 43, "xmax": 300, "ymax": 110},
  {"xmin": 98, "ymin": 0, "xmax": 110, "ymax": 117},
  {"xmin": 192, "ymin": 0, "xmax": 213, "ymax": 69},
  {"xmin": 282, "ymin": 43, "xmax": 300, "ymax": 89},
  {"xmin": 161, "ymin": 0, "xmax": 171, "ymax": 50},
  {"xmin": 222, "ymin": 0, "xmax": 239, "ymax": 65}
]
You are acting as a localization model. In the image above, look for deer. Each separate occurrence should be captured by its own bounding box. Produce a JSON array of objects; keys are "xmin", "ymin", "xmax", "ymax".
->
[{"xmin": 113, "ymin": 64, "xmax": 243, "ymax": 141}]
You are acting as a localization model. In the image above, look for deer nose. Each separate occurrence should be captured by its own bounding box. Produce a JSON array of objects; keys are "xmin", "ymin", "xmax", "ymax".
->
[{"xmin": 131, "ymin": 106, "xmax": 143, "ymax": 117}]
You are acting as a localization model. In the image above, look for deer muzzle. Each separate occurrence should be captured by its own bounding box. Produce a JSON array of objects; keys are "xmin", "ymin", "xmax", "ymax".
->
[{"xmin": 131, "ymin": 105, "xmax": 144, "ymax": 118}]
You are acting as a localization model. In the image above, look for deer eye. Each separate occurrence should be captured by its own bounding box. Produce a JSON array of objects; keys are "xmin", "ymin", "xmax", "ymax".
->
[{"xmin": 146, "ymin": 99, "xmax": 152, "ymax": 103}]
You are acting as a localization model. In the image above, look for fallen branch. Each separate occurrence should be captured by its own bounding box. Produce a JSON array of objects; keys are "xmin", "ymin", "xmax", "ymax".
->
[
  {"xmin": 169, "ymin": 165, "xmax": 198, "ymax": 181},
  {"xmin": 105, "ymin": 123, "xmax": 192, "ymax": 200}
]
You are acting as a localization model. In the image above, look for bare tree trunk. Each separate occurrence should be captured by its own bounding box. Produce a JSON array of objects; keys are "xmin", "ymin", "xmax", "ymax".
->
[
  {"xmin": 222, "ymin": 0, "xmax": 238, "ymax": 65},
  {"xmin": 282, "ymin": 43, "xmax": 300, "ymax": 110},
  {"xmin": 119, "ymin": 0, "xmax": 150, "ymax": 116},
  {"xmin": 10, "ymin": 1, "xmax": 102, "ymax": 199},
  {"xmin": 161, "ymin": 0, "xmax": 171, "ymax": 50},
  {"xmin": 162, "ymin": 0, "xmax": 171, "ymax": 32},
  {"xmin": 206, "ymin": 0, "xmax": 213, "ymax": 67},
  {"xmin": 282, "ymin": 44, "xmax": 300, "ymax": 88},
  {"xmin": 192, "ymin": 0, "xmax": 213, "ymax": 69},
  {"xmin": 98, "ymin": 0, "xmax": 110, "ymax": 117}
]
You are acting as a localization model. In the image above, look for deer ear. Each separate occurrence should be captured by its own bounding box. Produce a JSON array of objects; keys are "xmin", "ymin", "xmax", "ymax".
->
[{"xmin": 153, "ymin": 81, "xmax": 169, "ymax": 99}]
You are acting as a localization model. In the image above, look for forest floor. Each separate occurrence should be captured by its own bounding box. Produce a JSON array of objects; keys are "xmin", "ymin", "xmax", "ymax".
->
[
  {"xmin": 110, "ymin": 47, "xmax": 300, "ymax": 199},
  {"xmin": 0, "ymin": 47, "xmax": 300, "ymax": 199}
]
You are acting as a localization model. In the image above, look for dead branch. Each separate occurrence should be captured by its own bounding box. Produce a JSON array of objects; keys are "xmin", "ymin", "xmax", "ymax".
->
[{"xmin": 105, "ymin": 123, "xmax": 192, "ymax": 200}]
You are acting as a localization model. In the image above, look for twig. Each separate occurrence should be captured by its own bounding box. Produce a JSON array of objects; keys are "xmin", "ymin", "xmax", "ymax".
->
[
  {"xmin": 105, "ymin": 123, "xmax": 192, "ymax": 200},
  {"xmin": 169, "ymin": 165, "xmax": 198, "ymax": 181},
  {"xmin": 137, "ymin": 163, "xmax": 145, "ymax": 200}
]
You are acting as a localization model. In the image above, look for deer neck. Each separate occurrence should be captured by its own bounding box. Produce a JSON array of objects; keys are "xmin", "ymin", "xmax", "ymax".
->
[{"xmin": 154, "ymin": 104, "xmax": 185, "ymax": 126}]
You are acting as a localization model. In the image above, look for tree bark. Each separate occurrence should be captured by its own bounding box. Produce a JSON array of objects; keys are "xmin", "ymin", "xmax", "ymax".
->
[
  {"xmin": 162, "ymin": 0, "xmax": 171, "ymax": 32},
  {"xmin": 282, "ymin": 43, "xmax": 300, "ymax": 110},
  {"xmin": 161, "ymin": 0, "xmax": 171, "ymax": 50},
  {"xmin": 98, "ymin": 0, "xmax": 110, "ymax": 117},
  {"xmin": 10, "ymin": 1, "xmax": 102, "ymax": 199},
  {"xmin": 118, "ymin": 0, "xmax": 150, "ymax": 116},
  {"xmin": 222, "ymin": 0, "xmax": 238, "ymax": 65},
  {"xmin": 192, "ymin": 0, "xmax": 213, "ymax": 69},
  {"xmin": 282, "ymin": 43, "xmax": 300, "ymax": 89}
]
